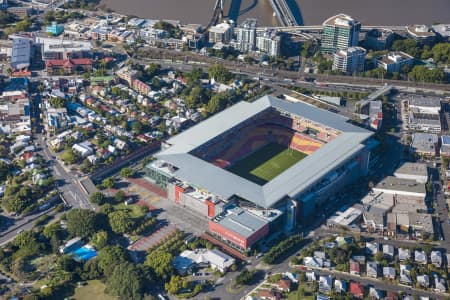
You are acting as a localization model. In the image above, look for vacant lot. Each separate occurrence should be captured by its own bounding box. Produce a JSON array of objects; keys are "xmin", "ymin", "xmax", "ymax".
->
[{"xmin": 73, "ymin": 280, "xmax": 113, "ymax": 300}]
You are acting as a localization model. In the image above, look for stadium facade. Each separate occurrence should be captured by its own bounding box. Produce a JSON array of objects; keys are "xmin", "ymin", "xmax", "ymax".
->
[{"xmin": 145, "ymin": 95, "xmax": 374, "ymax": 251}]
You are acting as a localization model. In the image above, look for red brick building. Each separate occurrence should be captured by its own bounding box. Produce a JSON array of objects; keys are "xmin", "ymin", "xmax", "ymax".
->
[
  {"xmin": 208, "ymin": 206, "xmax": 269, "ymax": 250},
  {"xmin": 45, "ymin": 58, "xmax": 93, "ymax": 75}
]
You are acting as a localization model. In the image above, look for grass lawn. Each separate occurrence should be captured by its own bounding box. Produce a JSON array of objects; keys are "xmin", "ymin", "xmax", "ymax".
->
[
  {"xmin": 228, "ymin": 143, "xmax": 306, "ymax": 184},
  {"xmin": 73, "ymin": 280, "xmax": 114, "ymax": 300}
]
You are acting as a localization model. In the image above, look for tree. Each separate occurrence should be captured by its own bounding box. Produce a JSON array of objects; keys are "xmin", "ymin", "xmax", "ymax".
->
[
  {"xmin": 208, "ymin": 64, "xmax": 233, "ymax": 83},
  {"xmin": 49, "ymin": 96, "xmax": 66, "ymax": 108},
  {"xmin": 66, "ymin": 208, "xmax": 97, "ymax": 238},
  {"xmin": 60, "ymin": 148, "xmax": 79, "ymax": 164},
  {"xmin": 108, "ymin": 210, "xmax": 135, "ymax": 234},
  {"xmin": 106, "ymin": 262, "xmax": 143, "ymax": 300},
  {"xmin": 98, "ymin": 245, "xmax": 129, "ymax": 277},
  {"xmin": 89, "ymin": 191, "xmax": 105, "ymax": 205},
  {"xmin": 235, "ymin": 268, "xmax": 255, "ymax": 285},
  {"xmin": 206, "ymin": 93, "xmax": 228, "ymax": 114},
  {"xmin": 145, "ymin": 250, "xmax": 173, "ymax": 282},
  {"xmin": 91, "ymin": 230, "xmax": 109, "ymax": 249},
  {"xmin": 120, "ymin": 167, "xmax": 135, "ymax": 178},
  {"xmin": 392, "ymin": 38, "xmax": 421, "ymax": 57},
  {"xmin": 114, "ymin": 190, "xmax": 126, "ymax": 203},
  {"xmin": 132, "ymin": 121, "xmax": 143, "ymax": 134},
  {"xmin": 165, "ymin": 275, "xmax": 184, "ymax": 295},
  {"xmin": 102, "ymin": 177, "xmax": 115, "ymax": 189},
  {"xmin": 15, "ymin": 16, "xmax": 31, "ymax": 32}
]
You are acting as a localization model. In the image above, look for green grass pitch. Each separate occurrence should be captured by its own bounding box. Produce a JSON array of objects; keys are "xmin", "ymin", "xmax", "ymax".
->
[{"xmin": 228, "ymin": 143, "xmax": 307, "ymax": 185}]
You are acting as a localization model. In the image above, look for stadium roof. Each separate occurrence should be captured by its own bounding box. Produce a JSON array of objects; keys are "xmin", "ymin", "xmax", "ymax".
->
[{"xmin": 155, "ymin": 95, "xmax": 373, "ymax": 208}]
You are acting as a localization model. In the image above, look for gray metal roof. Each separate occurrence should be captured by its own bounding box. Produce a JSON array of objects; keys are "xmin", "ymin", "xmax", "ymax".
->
[
  {"xmin": 214, "ymin": 206, "xmax": 268, "ymax": 238},
  {"xmin": 156, "ymin": 95, "xmax": 373, "ymax": 208}
]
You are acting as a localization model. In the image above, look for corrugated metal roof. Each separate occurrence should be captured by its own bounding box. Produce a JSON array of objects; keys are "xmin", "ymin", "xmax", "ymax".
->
[{"xmin": 156, "ymin": 95, "xmax": 373, "ymax": 208}]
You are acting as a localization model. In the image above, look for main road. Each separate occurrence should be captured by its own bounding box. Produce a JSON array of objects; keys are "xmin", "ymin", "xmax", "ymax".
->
[{"xmin": 133, "ymin": 47, "xmax": 450, "ymax": 93}]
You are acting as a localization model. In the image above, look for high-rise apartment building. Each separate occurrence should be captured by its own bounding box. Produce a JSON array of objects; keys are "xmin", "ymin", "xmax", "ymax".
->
[
  {"xmin": 332, "ymin": 46, "xmax": 366, "ymax": 73},
  {"xmin": 321, "ymin": 14, "xmax": 361, "ymax": 53},
  {"xmin": 233, "ymin": 18, "xmax": 257, "ymax": 52},
  {"xmin": 256, "ymin": 29, "xmax": 281, "ymax": 57}
]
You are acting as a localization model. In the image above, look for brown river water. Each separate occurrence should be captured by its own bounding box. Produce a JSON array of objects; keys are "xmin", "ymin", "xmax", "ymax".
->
[{"xmin": 100, "ymin": 0, "xmax": 450, "ymax": 26}]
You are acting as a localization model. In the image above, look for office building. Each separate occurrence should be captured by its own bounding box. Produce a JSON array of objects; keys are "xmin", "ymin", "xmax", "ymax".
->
[
  {"xmin": 364, "ymin": 29, "xmax": 394, "ymax": 50},
  {"xmin": 34, "ymin": 36, "xmax": 92, "ymax": 60},
  {"xmin": 46, "ymin": 22, "xmax": 64, "ymax": 36},
  {"xmin": 256, "ymin": 29, "xmax": 281, "ymax": 57},
  {"xmin": 406, "ymin": 25, "xmax": 436, "ymax": 44},
  {"xmin": 209, "ymin": 20, "xmax": 234, "ymax": 44},
  {"xmin": 10, "ymin": 35, "xmax": 31, "ymax": 70},
  {"xmin": 233, "ymin": 18, "xmax": 257, "ymax": 52},
  {"xmin": 332, "ymin": 46, "xmax": 366, "ymax": 73},
  {"xmin": 376, "ymin": 51, "xmax": 414, "ymax": 73},
  {"xmin": 321, "ymin": 14, "xmax": 361, "ymax": 53}
]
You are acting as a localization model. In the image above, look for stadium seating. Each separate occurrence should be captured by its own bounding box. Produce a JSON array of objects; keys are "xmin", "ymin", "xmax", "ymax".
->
[{"xmin": 192, "ymin": 110, "xmax": 337, "ymax": 169}]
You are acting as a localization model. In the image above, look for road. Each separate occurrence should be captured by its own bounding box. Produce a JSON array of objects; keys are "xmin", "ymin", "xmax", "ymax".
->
[
  {"xmin": 29, "ymin": 90, "xmax": 94, "ymax": 211},
  {"xmin": 431, "ymin": 167, "xmax": 450, "ymax": 251},
  {"xmin": 134, "ymin": 47, "xmax": 450, "ymax": 92},
  {"xmin": 36, "ymin": 133, "xmax": 94, "ymax": 210}
]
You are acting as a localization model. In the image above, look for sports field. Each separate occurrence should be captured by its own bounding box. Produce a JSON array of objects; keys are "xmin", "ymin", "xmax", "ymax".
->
[{"xmin": 228, "ymin": 143, "xmax": 307, "ymax": 185}]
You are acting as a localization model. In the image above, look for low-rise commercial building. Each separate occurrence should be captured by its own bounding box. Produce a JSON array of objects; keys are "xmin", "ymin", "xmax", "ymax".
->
[
  {"xmin": 393, "ymin": 162, "xmax": 428, "ymax": 184},
  {"xmin": 208, "ymin": 206, "xmax": 270, "ymax": 251},
  {"xmin": 406, "ymin": 25, "xmax": 436, "ymax": 44},
  {"xmin": 411, "ymin": 132, "xmax": 438, "ymax": 157},
  {"xmin": 376, "ymin": 51, "xmax": 414, "ymax": 73}
]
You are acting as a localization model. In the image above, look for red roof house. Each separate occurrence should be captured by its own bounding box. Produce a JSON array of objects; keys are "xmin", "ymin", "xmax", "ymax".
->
[{"xmin": 350, "ymin": 282, "xmax": 364, "ymax": 298}]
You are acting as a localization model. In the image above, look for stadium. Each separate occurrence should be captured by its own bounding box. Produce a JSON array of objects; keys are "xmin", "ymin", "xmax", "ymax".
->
[{"xmin": 146, "ymin": 95, "xmax": 375, "ymax": 251}]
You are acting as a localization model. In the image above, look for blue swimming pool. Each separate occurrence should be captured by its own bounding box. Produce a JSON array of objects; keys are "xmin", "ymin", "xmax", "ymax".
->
[{"xmin": 71, "ymin": 245, "xmax": 97, "ymax": 262}]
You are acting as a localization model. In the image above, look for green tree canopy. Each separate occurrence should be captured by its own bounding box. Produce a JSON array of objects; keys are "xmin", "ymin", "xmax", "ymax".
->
[
  {"xmin": 108, "ymin": 210, "xmax": 135, "ymax": 234},
  {"xmin": 145, "ymin": 250, "xmax": 173, "ymax": 282},
  {"xmin": 106, "ymin": 262, "xmax": 143, "ymax": 300},
  {"xmin": 66, "ymin": 208, "xmax": 97, "ymax": 238},
  {"xmin": 120, "ymin": 167, "xmax": 136, "ymax": 178},
  {"xmin": 89, "ymin": 191, "xmax": 105, "ymax": 205},
  {"xmin": 208, "ymin": 64, "xmax": 233, "ymax": 83},
  {"xmin": 98, "ymin": 245, "xmax": 129, "ymax": 277}
]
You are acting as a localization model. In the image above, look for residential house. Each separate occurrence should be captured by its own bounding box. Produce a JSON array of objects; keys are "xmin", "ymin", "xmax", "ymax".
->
[
  {"xmin": 349, "ymin": 260, "xmax": 360, "ymax": 275},
  {"xmin": 431, "ymin": 250, "xmax": 442, "ymax": 267},
  {"xmin": 434, "ymin": 275, "xmax": 447, "ymax": 293},
  {"xmin": 398, "ymin": 248, "xmax": 411, "ymax": 261},
  {"xmin": 383, "ymin": 266, "xmax": 396, "ymax": 279},
  {"xmin": 382, "ymin": 244, "xmax": 394, "ymax": 259},
  {"xmin": 417, "ymin": 274, "xmax": 429, "ymax": 288},
  {"xmin": 369, "ymin": 287, "xmax": 383, "ymax": 300},
  {"xmin": 366, "ymin": 261, "xmax": 378, "ymax": 278},
  {"xmin": 277, "ymin": 279, "xmax": 291, "ymax": 293},
  {"xmin": 349, "ymin": 282, "xmax": 364, "ymax": 299},
  {"xmin": 72, "ymin": 142, "xmax": 94, "ymax": 158},
  {"xmin": 334, "ymin": 279, "xmax": 347, "ymax": 293},
  {"xmin": 386, "ymin": 291, "xmax": 399, "ymax": 300},
  {"xmin": 305, "ymin": 271, "xmax": 316, "ymax": 282},
  {"xmin": 366, "ymin": 242, "xmax": 379, "ymax": 255},
  {"xmin": 314, "ymin": 251, "xmax": 327, "ymax": 260},
  {"xmin": 304, "ymin": 257, "xmax": 323, "ymax": 268},
  {"xmin": 319, "ymin": 275, "xmax": 332, "ymax": 293},
  {"xmin": 400, "ymin": 264, "xmax": 412, "ymax": 285},
  {"xmin": 257, "ymin": 289, "xmax": 282, "ymax": 300},
  {"xmin": 415, "ymin": 250, "xmax": 427, "ymax": 264}
]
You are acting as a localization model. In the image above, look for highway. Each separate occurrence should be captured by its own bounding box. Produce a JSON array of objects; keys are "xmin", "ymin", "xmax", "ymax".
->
[{"xmin": 134, "ymin": 47, "xmax": 450, "ymax": 93}]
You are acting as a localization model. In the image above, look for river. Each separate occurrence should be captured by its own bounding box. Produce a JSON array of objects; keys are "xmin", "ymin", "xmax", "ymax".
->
[{"xmin": 100, "ymin": 0, "xmax": 450, "ymax": 26}]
